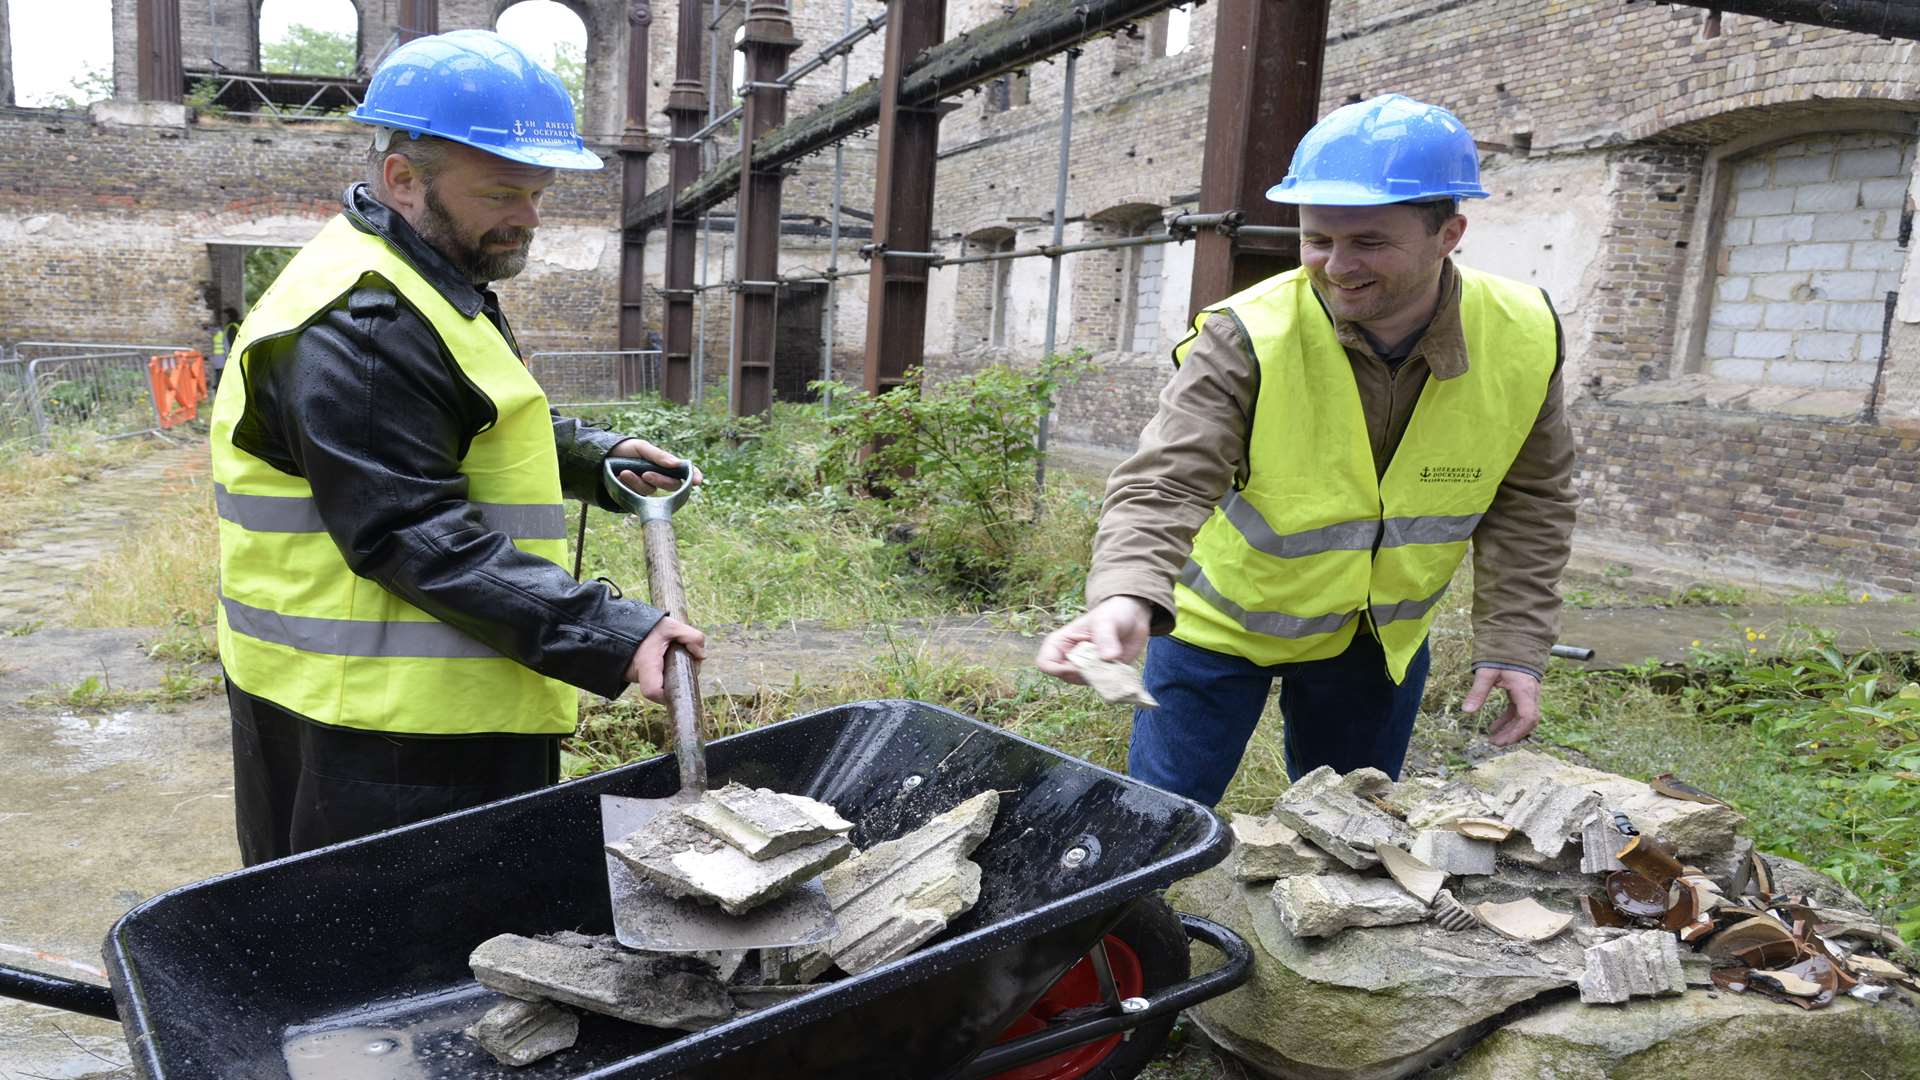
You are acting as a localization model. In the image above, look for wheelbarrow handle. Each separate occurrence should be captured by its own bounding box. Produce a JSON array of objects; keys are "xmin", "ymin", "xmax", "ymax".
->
[
  {"xmin": 602, "ymin": 457, "xmax": 696, "ymax": 524},
  {"xmin": 0, "ymin": 962, "xmax": 118, "ymax": 1022}
]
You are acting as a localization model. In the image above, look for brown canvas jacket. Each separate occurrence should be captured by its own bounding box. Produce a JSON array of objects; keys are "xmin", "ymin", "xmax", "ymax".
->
[{"xmin": 1085, "ymin": 259, "xmax": 1578, "ymax": 676}]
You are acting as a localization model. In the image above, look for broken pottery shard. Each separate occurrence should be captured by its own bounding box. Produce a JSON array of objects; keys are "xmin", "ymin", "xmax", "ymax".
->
[
  {"xmin": 1269, "ymin": 871, "xmax": 1429, "ymax": 938},
  {"xmin": 1848, "ymin": 954, "xmax": 1912, "ymax": 982},
  {"xmin": 1703, "ymin": 916, "xmax": 1800, "ymax": 969},
  {"xmin": 1410, "ymin": 828, "xmax": 1496, "ymax": 877},
  {"xmin": 1447, "ymin": 817, "xmax": 1513, "ymax": 842},
  {"xmin": 606, "ymin": 808, "xmax": 853, "ymax": 916},
  {"xmin": 1499, "ymin": 778, "xmax": 1601, "ymax": 861},
  {"xmin": 1650, "ymin": 772, "xmax": 1731, "ymax": 807},
  {"xmin": 1474, "ymin": 898, "xmax": 1575, "ymax": 943},
  {"xmin": 1430, "ymin": 889, "xmax": 1478, "ymax": 931},
  {"xmin": 1576, "ymin": 929, "xmax": 1686, "ymax": 1004},
  {"xmin": 681, "ymin": 782, "xmax": 853, "ymax": 861},
  {"xmin": 1375, "ymin": 843, "xmax": 1446, "ymax": 905},
  {"xmin": 1615, "ymin": 833, "xmax": 1686, "ymax": 887},
  {"xmin": 1066, "ymin": 641, "xmax": 1159, "ymax": 707},
  {"xmin": 1228, "ymin": 813, "xmax": 1334, "ymax": 882},
  {"xmin": 469, "ymin": 934, "xmax": 732, "ymax": 1031},
  {"xmin": 1271, "ymin": 767, "xmax": 1414, "ymax": 870},
  {"xmin": 802, "ymin": 790, "xmax": 999, "ymax": 978},
  {"xmin": 1579, "ymin": 812, "xmax": 1629, "ymax": 874},
  {"xmin": 464, "ymin": 997, "xmax": 579, "ymax": 1067}
]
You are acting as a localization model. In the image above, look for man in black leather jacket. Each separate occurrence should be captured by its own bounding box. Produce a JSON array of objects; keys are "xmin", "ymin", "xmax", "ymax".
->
[{"xmin": 221, "ymin": 145, "xmax": 707, "ymax": 864}]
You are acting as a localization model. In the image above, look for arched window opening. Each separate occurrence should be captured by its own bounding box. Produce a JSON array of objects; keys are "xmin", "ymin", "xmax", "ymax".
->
[
  {"xmin": 497, "ymin": 0, "xmax": 589, "ymax": 121},
  {"xmin": 259, "ymin": 0, "xmax": 359, "ymax": 77},
  {"xmin": 10, "ymin": 0, "xmax": 113, "ymax": 108}
]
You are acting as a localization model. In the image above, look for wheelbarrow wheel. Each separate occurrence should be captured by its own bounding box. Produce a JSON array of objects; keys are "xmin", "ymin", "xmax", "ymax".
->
[{"xmin": 984, "ymin": 894, "xmax": 1189, "ymax": 1080}]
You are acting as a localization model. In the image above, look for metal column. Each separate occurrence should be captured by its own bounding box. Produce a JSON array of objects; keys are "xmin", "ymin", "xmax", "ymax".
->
[
  {"xmin": 728, "ymin": 2, "xmax": 799, "ymax": 417},
  {"xmin": 661, "ymin": 0, "xmax": 710, "ymax": 404},
  {"xmin": 1034, "ymin": 47, "xmax": 1079, "ymax": 491},
  {"xmin": 1187, "ymin": 0, "xmax": 1329, "ymax": 318},
  {"xmin": 617, "ymin": 2, "xmax": 657, "ymax": 396},
  {"xmin": 136, "ymin": 0, "xmax": 183, "ymax": 102},
  {"xmin": 860, "ymin": 0, "xmax": 947, "ymax": 397},
  {"xmin": 396, "ymin": 0, "xmax": 438, "ymax": 41}
]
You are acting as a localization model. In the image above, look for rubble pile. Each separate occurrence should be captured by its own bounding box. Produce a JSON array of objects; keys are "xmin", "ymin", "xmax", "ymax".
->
[
  {"xmin": 464, "ymin": 788, "xmax": 998, "ymax": 1068},
  {"xmin": 1174, "ymin": 751, "xmax": 1920, "ymax": 1079}
]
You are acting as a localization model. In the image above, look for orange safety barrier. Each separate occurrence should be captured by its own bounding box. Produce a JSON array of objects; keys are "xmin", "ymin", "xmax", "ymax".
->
[{"xmin": 148, "ymin": 350, "xmax": 208, "ymax": 428}]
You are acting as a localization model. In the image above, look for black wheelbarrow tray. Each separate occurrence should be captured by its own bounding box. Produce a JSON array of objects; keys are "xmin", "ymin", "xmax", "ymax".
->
[{"xmin": 3, "ymin": 699, "xmax": 1251, "ymax": 1079}]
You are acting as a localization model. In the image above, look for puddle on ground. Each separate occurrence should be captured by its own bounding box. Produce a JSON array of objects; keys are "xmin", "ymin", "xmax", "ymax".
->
[{"xmin": 282, "ymin": 987, "xmax": 497, "ymax": 1080}]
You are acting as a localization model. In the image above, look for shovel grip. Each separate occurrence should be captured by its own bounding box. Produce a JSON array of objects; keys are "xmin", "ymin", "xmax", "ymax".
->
[{"xmin": 644, "ymin": 516, "xmax": 706, "ymax": 791}]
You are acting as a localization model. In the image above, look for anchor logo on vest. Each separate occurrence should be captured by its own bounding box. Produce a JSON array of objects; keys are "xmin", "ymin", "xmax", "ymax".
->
[{"xmin": 1420, "ymin": 465, "xmax": 1482, "ymax": 483}]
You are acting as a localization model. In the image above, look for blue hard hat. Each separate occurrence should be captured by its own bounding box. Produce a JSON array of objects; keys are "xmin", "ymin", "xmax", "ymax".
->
[
  {"xmin": 1267, "ymin": 94, "xmax": 1488, "ymax": 206},
  {"xmin": 350, "ymin": 29, "xmax": 602, "ymax": 171}
]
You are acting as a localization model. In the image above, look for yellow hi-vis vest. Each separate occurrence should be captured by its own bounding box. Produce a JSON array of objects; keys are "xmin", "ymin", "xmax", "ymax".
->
[
  {"xmin": 209, "ymin": 215, "xmax": 576, "ymax": 736},
  {"xmin": 1171, "ymin": 264, "xmax": 1556, "ymax": 682}
]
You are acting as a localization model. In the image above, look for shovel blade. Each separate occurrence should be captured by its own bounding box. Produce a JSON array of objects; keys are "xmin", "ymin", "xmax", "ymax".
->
[{"xmin": 601, "ymin": 794, "xmax": 840, "ymax": 953}]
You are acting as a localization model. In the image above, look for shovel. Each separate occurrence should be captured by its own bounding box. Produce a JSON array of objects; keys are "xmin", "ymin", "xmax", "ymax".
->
[{"xmin": 596, "ymin": 456, "xmax": 839, "ymax": 953}]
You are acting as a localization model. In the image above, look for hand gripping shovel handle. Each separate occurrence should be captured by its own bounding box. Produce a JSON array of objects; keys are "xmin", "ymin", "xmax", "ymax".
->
[{"xmin": 603, "ymin": 457, "xmax": 705, "ymax": 792}]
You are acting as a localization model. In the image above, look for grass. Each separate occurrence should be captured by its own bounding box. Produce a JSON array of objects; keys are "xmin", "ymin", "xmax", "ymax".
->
[{"xmin": 0, "ymin": 436, "xmax": 130, "ymax": 547}]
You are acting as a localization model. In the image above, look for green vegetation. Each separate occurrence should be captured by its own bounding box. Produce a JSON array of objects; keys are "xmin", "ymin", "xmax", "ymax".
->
[
  {"xmin": 29, "ymin": 63, "xmax": 114, "ymax": 110},
  {"xmin": 244, "ymin": 247, "xmax": 299, "ymax": 306},
  {"xmin": 261, "ymin": 26, "xmax": 358, "ymax": 79}
]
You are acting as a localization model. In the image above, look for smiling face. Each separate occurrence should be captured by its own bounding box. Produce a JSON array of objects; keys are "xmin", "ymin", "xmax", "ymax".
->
[
  {"xmin": 1298, "ymin": 202, "xmax": 1466, "ymax": 344},
  {"xmin": 379, "ymin": 139, "xmax": 558, "ymax": 283}
]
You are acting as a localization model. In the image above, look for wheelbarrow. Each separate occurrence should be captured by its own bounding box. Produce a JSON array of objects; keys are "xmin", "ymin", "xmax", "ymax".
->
[{"xmin": 0, "ymin": 698, "xmax": 1251, "ymax": 1079}]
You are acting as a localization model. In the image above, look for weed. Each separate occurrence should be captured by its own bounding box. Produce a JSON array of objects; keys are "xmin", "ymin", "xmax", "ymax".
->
[{"xmin": 2, "ymin": 620, "xmax": 43, "ymax": 637}]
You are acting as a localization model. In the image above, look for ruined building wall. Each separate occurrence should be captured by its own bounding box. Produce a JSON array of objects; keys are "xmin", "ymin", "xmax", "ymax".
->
[{"xmin": 0, "ymin": 0, "xmax": 13, "ymax": 107}]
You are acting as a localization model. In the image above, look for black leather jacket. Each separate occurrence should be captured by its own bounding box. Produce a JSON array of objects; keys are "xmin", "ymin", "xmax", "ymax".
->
[{"xmin": 229, "ymin": 184, "xmax": 663, "ymax": 702}]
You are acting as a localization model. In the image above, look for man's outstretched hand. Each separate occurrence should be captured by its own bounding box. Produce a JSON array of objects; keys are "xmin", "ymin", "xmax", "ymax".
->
[
  {"xmin": 1036, "ymin": 596, "xmax": 1153, "ymax": 684},
  {"xmin": 1461, "ymin": 666, "xmax": 1542, "ymax": 746}
]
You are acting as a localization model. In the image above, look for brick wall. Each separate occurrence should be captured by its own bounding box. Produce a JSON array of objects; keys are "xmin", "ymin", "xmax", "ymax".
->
[{"xmin": 1575, "ymin": 400, "xmax": 1920, "ymax": 592}]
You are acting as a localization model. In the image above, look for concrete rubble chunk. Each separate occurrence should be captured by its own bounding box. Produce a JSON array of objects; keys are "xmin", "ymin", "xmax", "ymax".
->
[
  {"xmin": 469, "ymin": 933, "xmax": 733, "ymax": 1031},
  {"xmin": 1272, "ymin": 766, "xmax": 1415, "ymax": 870},
  {"xmin": 1410, "ymin": 828, "xmax": 1496, "ymax": 876},
  {"xmin": 1466, "ymin": 751, "xmax": 1744, "ymax": 861},
  {"xmin": 1269, "ymin": 871, "xmax": 1430, "ymax": 938},
  {"xmin": 1392, "ymin": 777, "xmax": 1498, "ymax": 830},
  {"xmin": 798, "ymin": 789, "xmax": 1000, "ymax": 979},
  {"xmin": 1580, "ymin": 812, "xmax": 1629, "ymax": 874},
  {"xmin": 1578, "ymin": 929, "xmax": 1687, "ymax": 1004},
  {"xmin": 1066, "ymin": 641, "xmax": 1159, "ymax": 707},
  {"xmin": 1228, "ymin": 812, "xmax": 1335, "ymax": 882},
  {"xmin": 1498, "ymin": 778, "xmax": 1602, "ymax": 863},
  {"xmin": 464, "ymin": 997, "xmax": 579, "ymax": 1067},
  {"xmin": 606, "ymin": 808, "xmax": 853, "ymax": 916},
  {"xmin": 681, "ymin": 781, "xmax": 853, "ymax": 861}
]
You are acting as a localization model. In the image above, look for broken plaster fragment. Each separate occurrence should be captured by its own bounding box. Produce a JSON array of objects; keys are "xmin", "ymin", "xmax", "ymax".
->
[
  {"xmin": 1271, "ymin": 767, "xmax": 1414, "ymax": 870},
  {"xmin": 1410, "ymin": 828, "xmax": 1495, "ymax": 876},
  {"xmin": 606, "ymin": 810, "xmax": 853, "ymax": 916},
  {"xmin": 1500, "ymin": 778, "xmax": 1602, "ymax": 862},
  {"xmin": 1228, "ymin": 813, "xmax": 1333, "ymax": 882},
  {"xmin": 1576, "ymin": 929, "xmax": 1686, "ymax": 1004},
  {"xmin": 469, "ymin": 934, "xmax": 732, "ymax": 1031},
  {"xmin": 465, "ymin": 997, "xmax": 579, "ymax": 1067},
  {"xmin": 1270, "ymin": 872, "xmax": 1429, "ymax": 938},
  {"xmin": 1066, "ymin": 641, "xmax": 1159, "ymax": 707},
  {"xmin": 682, "ymin": 782, "xmax": 853, "ymax": 861},
  {"xmin": 798, "ymin": 789, "xmax": 1000, "ymax": 979},
  {"xmin": 1579, "ymin": 812, "xmax": 1629, "ymax": 874}
]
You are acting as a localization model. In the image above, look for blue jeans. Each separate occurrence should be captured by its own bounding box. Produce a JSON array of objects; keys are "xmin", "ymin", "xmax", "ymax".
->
[{"xmin": 1127, "ymin": 632, "xmax": 1431, "ymax": 806}]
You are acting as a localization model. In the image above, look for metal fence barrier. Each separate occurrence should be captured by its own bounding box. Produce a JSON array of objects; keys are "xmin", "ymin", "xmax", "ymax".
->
[
  {"xmin": 528, "ymin": 350, "xmax": 663, "ymax": 410},
  {"xmin": 1, "ymin": 341, "xmax": 192, "ymax": 450}
]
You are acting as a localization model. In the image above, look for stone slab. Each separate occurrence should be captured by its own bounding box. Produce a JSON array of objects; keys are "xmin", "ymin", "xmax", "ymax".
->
[
  {"xmin": 1229, "ymin": 812, "xmax": 1335, "ymax": 882},
  {"xmin": 1577, "ymin": 929, "xmax": 1686, "ymax": 1004},
  {"xmin": 1410, "ymin": 828, "xmax": 1496, "ymax": 877},
  {"xmin": 1270, "ymin": 872, "xmax": 1430, "ymax": 939},
  {"xmin": 1466, "ymin": 750, "xmax": 1744, "ymax": 860},
  {"xmin": 465, "ymin": 997, "xmax": 579, "ymax": 1067},
  {"xmin": 681, "ymin": 782, "xmax": 852, "ymax": 861},
  {"xmin": 469, "ymin": 933, "xmax": 733, "ymax": 1031},
  {"xmin": 606, "ymin": 809, "xmax": 853, "ymax": 915},
  {"xmin": 1271, "ymin": 767, "xmax": 1414, "ymax": 870}
]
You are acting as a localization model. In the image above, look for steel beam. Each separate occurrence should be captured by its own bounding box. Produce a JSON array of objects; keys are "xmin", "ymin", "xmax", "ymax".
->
[
  {"xmin": 1649, "ymin": 0, "xmax": 1920, "ymax": 39},
  {"xmin": 136, "ymin": 0, "xmax": 183, "ymax": 103},
  {"xmin": 1188, "ymin": 0, "xmax": 1329, "ymax": 318},
  {"xmin": 861, "ymin": 0, "xmax": 947, "ymax": 398},
  {"xmin": 617, "ymin": 2, "xmax": 656, "ymax": 396},
  {"xmin": 661, "ymin": 0, "xmax": 709, "ymax": 404},
  {"xmin": 729, "ymin": 3, "xmax": 800, "ymax": 416},
  {"xmin": 397, "ymin": 0, "xmax": 439, "ymax": 41},
  {"xmin": 624, "ymin": 0, "xmax": 1193, "ymax": 232}
]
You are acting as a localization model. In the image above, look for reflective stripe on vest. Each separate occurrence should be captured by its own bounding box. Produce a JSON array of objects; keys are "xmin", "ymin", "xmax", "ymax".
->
[
  {"xmin": 1169, "ymin": 264, "xmax": 1556, "ymax": 681},
  {"xmin": 208, "ymin": 214, "xmax": 576, "ymax": 736}
]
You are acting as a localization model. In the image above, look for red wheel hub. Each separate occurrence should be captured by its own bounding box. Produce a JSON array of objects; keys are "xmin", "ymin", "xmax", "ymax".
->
[{"xmin": 984, "ymin": 934, "xmax": 1146, "ymax": 1080}]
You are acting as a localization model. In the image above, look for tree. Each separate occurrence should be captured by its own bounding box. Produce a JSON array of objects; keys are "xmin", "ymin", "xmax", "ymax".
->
[
  {"xmin": 261, "ymin": 26, "xmax": 357, "ymax": 79},
  {"xmin": 244, "ymin": 248, "xmax": 298, "ymax": 307},
  {"xmin": 551, "ymin": 40, "xmax": 585, "ymax": 122},
  {"xmin": 34, "ymin": 64, "xmax": 114, "ymax": 110}
]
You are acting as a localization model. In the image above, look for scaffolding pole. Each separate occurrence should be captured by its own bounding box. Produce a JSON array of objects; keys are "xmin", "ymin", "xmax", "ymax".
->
[{"xmin": 1034, "ymin": 46, "xmax": 1078, "ymax": 493}]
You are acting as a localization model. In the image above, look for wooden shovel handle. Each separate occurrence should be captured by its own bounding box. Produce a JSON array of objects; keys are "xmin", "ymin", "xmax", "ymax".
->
[{"xmin": 643, "ymin": 515, "xmax": 705, "ymax": 793}]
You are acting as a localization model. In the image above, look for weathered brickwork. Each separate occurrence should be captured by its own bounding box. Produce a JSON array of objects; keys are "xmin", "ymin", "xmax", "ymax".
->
[
  {"xmin": 1575, "ymin": 400, "xmax": 1920, "ymax": 592},
  {"xmin": 1583, "ymin": 145, "xmax": 1706, "ymax": 387}
]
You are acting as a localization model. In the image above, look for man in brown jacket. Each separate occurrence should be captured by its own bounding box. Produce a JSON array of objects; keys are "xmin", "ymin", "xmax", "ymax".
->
[{"xmin": 1037, "ymin": 95, "xmax": 1577, "ymax": 805}]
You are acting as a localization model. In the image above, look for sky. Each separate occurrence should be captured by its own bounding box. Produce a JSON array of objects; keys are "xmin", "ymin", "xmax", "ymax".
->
[{"xmin": 8, "ymin": 0, "xmax": 586, "ymax": 106}]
